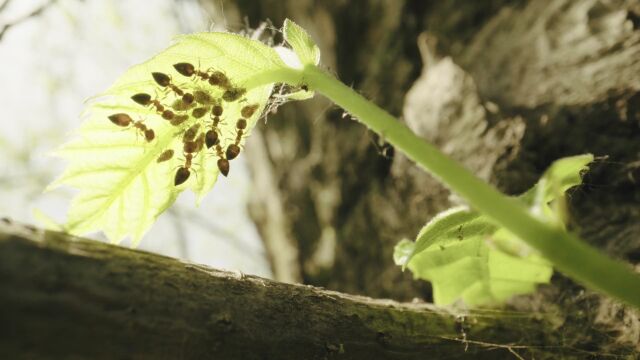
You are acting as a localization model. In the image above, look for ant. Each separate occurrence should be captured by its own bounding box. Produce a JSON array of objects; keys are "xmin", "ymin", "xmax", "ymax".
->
[
  {"xmin": 175, "ymin": 131, "xmax": 205, "ymax": 186},
  {"xmin": 225, "ymin": 118, "xmax": 247, "ymax": 160},
  {"xmin": 174, "ymin": 153, "xmax": 193, "ymax": 186},
  {"xmin": 108, "ymin": 113, "xmax": 154, "ymax": 142},
  {"xmin": 205, "ymin": 105, "xmax": 224, "ymax": 148},
  {"xmin": 152, "ymin": 72, "xmax": 194, "ymax": 105},
  {"xmin": 183, "ymin": 132, "xmax": 204, "ymax": 154},
  {"xmin": 131, "ymin": 93, "xmax": 190, "ymax": 122},
  {"xmin": 173, "ymin": 64, "xmax": 233, "ymax": 91},
  {"xmin": 215, "ymin": 143, "xmax": 230, "ymax": 177},
  {"xmin": 131, "ymin": 93, "xmax": 166, "ymax": 113},
  {"xmin": 173, "ymin": 62, "xmax": 210, "ymax": 82},
  {"xmin": 157, "ymin": 149, "xmax": 174, "ymax": 163}
]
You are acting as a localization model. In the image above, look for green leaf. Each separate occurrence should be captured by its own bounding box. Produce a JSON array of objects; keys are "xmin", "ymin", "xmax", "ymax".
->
[
  {"xmin": 48, "ymin": 26, "xmax": 309, "ymax": 245},
  {"xmin": 395, "ymin": 154, "xmax": 593, "ymax": 306},
  {"xmin": 393, "ymin": 238, "xmax": 415, "ymax": 268},
  {"xmin": 283, "ymin": 19, "xmax": 321, "ymax": 67}
]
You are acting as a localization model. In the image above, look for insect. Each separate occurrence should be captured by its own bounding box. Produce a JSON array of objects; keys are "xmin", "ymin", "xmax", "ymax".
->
[
  {"xmin": 175, "ymin": 130, "xmax": 205, "ymax": 186},
  {"xmin": 171, "ymin": 98, "xmax": 192, "ymax": 112},
  {"xmin": 215, "ymin": 143, "xmax": 230, "ymax": 177},
  {"xmin": 174, "ymin": 153, "xmax": 193, "ymax": 186},
  {"xmin": 157, "ymin": 149, "xmax": 174, "ymax": 163},
  {"xmin": 205, "ymin": 105, "xmax": 224, "ymax": 148},
  {"xmin": 173, "ymin": 62, "xmax": 210, "ymax": 82},
  {"xmin": 183, "ymin": 123, "xmax": 201, "ymax": 142},
  {"xmin": 183, "ymin": 132, "xmax": 204, "ymax": 154},
  {"xmin": 225, "ymin": 118, "xmax": 247, "ymax": 160},
  {"xmin": 208, "ymin": 70, "xmax": 231, "ymax": 89},
  {"xmin": 108, "ymin": 113, "xmax": 154, "ymax": 142},
  {"xmin": 131, "ymin": 93, "xmax": 166, "ymax": 113},
  {"xmin": 222, "ymin": 87, "xmax": 246, "ymax": 102},
  {"xmin": 192, "ymin": 107, "xmax": 209, "ymax": 119},
  {"xmin": 193, "ymin": 90, "xmax": 214, "ymax": 105},
  {"xmin": 240, "ymin": 104, "xmax": 259, "ymax": 118},
  {"xmin": 170, "ymin": 114, "xmax": 189, "ymax": 126},
  {"xmin": 131, "ymin": 93, "xmax": 190, "ymax": 121},
  {"xmin": 152, "ymin": 72, "xmax": 194, "ymax": 105}
]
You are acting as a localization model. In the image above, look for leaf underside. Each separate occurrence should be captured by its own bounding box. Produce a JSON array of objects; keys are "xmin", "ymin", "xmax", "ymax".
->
[
  {"xmin": 47, "ymin": 26, "xmax": 315, "ymax": 245},
  {"xmin": 395, "ymin": 154, "xmax": 594, "ymax": 306},
  {"xmin": 47, "ymin": 20, "xmax": 320, "ymax": 246}
]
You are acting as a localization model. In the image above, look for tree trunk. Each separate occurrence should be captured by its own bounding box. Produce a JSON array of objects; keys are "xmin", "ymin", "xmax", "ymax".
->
[
  {"xmin": 1, "ymin": 221, "xmax": 635, "ymax": 359},
  {"xmin": 208, "ymin": 0, "xmax": 640, "ymax": 356}
]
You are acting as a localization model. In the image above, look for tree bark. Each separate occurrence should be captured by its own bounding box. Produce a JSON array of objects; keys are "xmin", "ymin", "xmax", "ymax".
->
[
  {"xmin": 2, "ymin": 221, "xmax": 635, "ymax": 359},
  {"xmin": 208, "ymin": 0, "xmax": 640, "ymax": 356}
]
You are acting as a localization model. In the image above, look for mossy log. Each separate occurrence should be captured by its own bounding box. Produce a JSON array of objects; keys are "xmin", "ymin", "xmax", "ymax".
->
[{"xmin": 0, "ymin": 221, "xmax": 621, "ymax": 359}]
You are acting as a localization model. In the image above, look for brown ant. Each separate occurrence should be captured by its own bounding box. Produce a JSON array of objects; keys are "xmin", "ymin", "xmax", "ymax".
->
[
  {"xmin": 173, "ymin": 63, "xmax": 233, "ymax": 91},
  {"xmin": 225, "ymin": 118, "xmax": 247, "ymax": 160},
  {"xmin": 152, "ymin": 72, "xmax": 194, "ymax": 105},
  {"xmin": 131, "ymin": 93, "xmax": 165, "ymax": 113},
  {"xmin": 157, "ymin": 107, "xmax": 187, "ymax": 125},
  {"xmin": 108, "ymin": 113, "xmax": 155, "ymax": 142},
  {"xmin": 132, "ymin": 93, "xmax": 190, "ymax": 121},
  {"xmin": 205, "ymin": 105, "xmax": 224, "ymax": 148},
  {"xmin": 173, "ymin": 62, "xmax": 210, "ymax": 82},
  {"xmin": 214, "ymin": 143, "xmax": 230, "ymax": 177},
  {"xmin": 174, "ymin": 153, "xmax": 193, "ymax": 186},
  {"xmin": 157, "ymin": 149, "xmax": 174, "ymax": 163},
  {"xmin": 175, "ymin": 131, "xmax": 205, "ymax": 186}
]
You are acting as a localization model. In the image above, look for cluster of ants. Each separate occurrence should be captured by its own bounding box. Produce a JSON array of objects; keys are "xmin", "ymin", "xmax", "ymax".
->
[{"xmin": 107, "ymin": 62, "xmax": 260, "ymax": 186}]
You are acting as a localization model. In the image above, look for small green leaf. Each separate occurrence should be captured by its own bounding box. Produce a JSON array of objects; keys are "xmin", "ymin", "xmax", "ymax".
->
[
  {"xmin": 521, "ymin": 153, "xmax": 594, "ymax": 226},
  {"xmin": 283, "ymin": 19, "xmax": 321, "ymax": 67},
  {"xmin": 395, "ymin": 154, "xmax": 593, "ymax": 306},
  {"xmin": 48, "ymin": 24, "xmax": 310, "ymax": 245},
  {"xmin": 393, "ymin": 238, "xmax": 415, "ymax": 269}
]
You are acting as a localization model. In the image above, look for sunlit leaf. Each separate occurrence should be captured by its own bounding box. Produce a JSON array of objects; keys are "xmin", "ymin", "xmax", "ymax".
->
[
  {"xmin": 395, "ymin": 154, "xmax": 594, "ymax": 306},
  {"xmin": 283, "ymin": 19, "xmax": 321, "ymax": 67},
  {"xmin": 48, "ymin": 29, "xmax": 308, "ymax": 245}
]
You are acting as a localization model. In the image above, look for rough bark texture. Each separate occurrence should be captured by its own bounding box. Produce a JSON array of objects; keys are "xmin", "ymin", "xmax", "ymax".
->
[
  {"xmin": 2, "ymin": 220, "xmax": 625, "ymax": 360},
  {"xmin": 205, "ymin": 0, "xmax": 640, "ymax": 357}
]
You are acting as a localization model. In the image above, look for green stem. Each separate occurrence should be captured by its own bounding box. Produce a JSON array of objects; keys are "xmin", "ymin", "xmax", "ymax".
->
[{"xmin": 300, "ymin": 65, "xmax": 640, "ymax": 309}]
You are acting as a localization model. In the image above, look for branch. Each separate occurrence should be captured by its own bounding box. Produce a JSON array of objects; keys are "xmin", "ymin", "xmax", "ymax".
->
[
  {"xmin": 0, "ymin": 221, "xmax": 627, "ymax": 359},
  {"xmin": 0, "ymin": 0, "xmax": 57, "ymax": 41}
]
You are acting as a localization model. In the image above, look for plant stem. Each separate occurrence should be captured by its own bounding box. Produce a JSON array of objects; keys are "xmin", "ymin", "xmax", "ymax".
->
[{"xmin": 300, "ymin": 65, "xmax": 640, "ymax": 309}]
